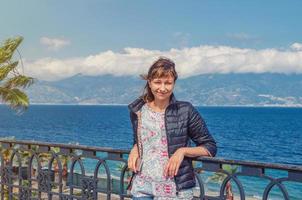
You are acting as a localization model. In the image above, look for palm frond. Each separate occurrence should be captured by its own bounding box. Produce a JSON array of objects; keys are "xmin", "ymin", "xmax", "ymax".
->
[
  {"xmin": 207, "ymin": 172, "xmax": 227, "ymax": 183},
  {"xmin": 0, "ymin": 87, "xmax": 29, "ymax": 112},
  {"xmin": 0, "ymin": 61, "xmax": 19, "ymax": 81},
  {"xmin": 0, "ymin": 36, "xmax": 23, "ymax": 64},
  {"xmin": 222, "ymin": 164, "xmax": 238, "ymax": 174},
  {"xmin": 207, "ymin": 164, "xmax": 239, "ymax": 183},
  {"xmin": 0, "ymin": 36, "xmax": 34, "ymax": 113},
  {"xmin": 4, "ymin": 75, "xmax": 35, "ymax": 88}
]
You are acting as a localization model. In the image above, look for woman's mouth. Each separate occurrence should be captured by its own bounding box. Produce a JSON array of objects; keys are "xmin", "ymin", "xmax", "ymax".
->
[{"xmin": 156, "ymin": 92, "xmax": 167, "ymax": 96}]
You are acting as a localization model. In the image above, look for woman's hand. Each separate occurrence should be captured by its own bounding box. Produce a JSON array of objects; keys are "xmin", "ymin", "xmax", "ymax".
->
[
  {"xmin": 128, "ymin": 144, "xmax": 139, "ymax": 173},
  {"xmin": 164, "ymin": 148, "xmax": 185, "ymax": 177}
]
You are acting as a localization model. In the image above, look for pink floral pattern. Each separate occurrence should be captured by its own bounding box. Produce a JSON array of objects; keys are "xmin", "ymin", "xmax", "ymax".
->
[{"xmin": 131, "ymin": 104, "xmax": 193, "ymax": 199}]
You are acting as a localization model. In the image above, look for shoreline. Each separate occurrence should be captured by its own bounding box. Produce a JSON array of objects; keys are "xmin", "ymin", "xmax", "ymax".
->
[{"xmin": 1, "ymin": 103, "xmax": 302, "ymax": 108}]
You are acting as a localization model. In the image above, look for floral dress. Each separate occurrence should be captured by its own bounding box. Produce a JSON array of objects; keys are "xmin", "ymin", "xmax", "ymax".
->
[{"xmin": 131, "ymin": 104, "xmax": 193, "ymax": 200}]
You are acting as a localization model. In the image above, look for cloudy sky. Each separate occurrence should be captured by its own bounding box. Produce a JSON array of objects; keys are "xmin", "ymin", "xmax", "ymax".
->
[{"xmin": 1, "ymin": 0, "xmax": 302, "ymax": 81}]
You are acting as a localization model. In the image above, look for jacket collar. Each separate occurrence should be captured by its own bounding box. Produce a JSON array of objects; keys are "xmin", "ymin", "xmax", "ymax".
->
[{"xmin": 128, "ymin": 93, "xmax": 177, "ymax": 113}]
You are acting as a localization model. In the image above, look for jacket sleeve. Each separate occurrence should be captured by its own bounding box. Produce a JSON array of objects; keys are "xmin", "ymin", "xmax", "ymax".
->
[
  {"xmin": 187, "ymin": 105, "xmax": 217, "ymax": 157},
  {"xmin": 129, "ymin": 111, "xmax": 137, "ymax": 145}
]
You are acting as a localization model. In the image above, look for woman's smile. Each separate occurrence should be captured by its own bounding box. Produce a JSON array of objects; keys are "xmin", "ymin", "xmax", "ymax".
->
[{"xmin": 156, "ymin": 91, "xmax": 167, "ymax": 95}]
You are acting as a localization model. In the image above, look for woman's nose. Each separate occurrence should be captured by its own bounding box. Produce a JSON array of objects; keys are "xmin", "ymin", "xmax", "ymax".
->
[{"xmin": 159, "ymin": 84, "xmax": 167, "ymax": 91}]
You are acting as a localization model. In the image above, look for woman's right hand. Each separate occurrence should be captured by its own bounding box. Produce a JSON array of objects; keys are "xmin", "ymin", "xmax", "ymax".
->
[{"xmin": 128, "ymin": 144, "xmax": 139, "ymax": 173}]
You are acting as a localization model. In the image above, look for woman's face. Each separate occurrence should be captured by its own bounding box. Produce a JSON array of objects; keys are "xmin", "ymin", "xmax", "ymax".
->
[{"xmin": 148, "ymin": 75, "xmax": 175, "ymax": 102}]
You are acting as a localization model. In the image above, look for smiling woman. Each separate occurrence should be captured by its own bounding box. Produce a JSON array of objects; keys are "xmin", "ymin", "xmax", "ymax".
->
[{"xmin": 127, "ymin": 57, "xmax": 217, "ymax": 200}]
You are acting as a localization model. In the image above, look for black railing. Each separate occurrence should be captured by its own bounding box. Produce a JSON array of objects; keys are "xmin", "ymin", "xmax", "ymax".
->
[{"xmin": 0, "ymin": 139, "xmax": 301, "ymax": 200}]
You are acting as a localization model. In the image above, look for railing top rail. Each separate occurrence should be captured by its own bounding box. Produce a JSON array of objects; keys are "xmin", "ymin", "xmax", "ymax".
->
[
  {"xmin": 1, "ymin": 139, "xmax": 301, "ymax": 172},
  {"xmin": 195, "ymin": 157, "xmax": 302, "ymax": 172},
  {"xmin": 0, "ymin": 139, "xmax": 129, "ymax": 154}
]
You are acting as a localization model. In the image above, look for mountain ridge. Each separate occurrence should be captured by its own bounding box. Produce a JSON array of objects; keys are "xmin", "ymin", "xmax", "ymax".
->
[{"xmin": 25, "ymin": 73, "xmax": 302, "ymax": 107}]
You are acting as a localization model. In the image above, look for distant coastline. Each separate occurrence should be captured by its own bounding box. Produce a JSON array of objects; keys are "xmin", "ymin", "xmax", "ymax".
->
[
  {"xmin": 1, "ymin": 103, "xmax": 302, "ymax": 108},
  {"xmin": 29, "ymin": 103, "xmax": 302, "ymax": 108}
]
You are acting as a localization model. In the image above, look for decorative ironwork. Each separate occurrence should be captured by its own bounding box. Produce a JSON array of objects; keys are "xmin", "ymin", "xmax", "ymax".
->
[
  {"xmin": 81, "ymin": 176, "xmax": 97, "ymax": 199},
  {"xmin": 0, "ymin": 139, "xmax": 301, "ymax": 200},
  {"xmin": 1, "ymin": 166, "xmax": 12, "ymax": 184},
  {"xmin": 61, "ymin": 194, "xmax": 73, "ymax": 200},
  {"xmin": 19, "ymin": 187, "xmax": 30, "ymax": 200},
  {"xmin": 37, "ymin": 169, "xmax": 51, "ymax": 192}
]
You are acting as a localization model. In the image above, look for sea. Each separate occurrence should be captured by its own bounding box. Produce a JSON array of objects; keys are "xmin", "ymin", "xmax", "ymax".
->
[{"xmin": 0, "ymin": 105, "xmax": 301, "ymax": 199}]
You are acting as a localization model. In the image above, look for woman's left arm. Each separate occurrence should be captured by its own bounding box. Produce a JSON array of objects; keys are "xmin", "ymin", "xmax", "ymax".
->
[
  {"xmin": 178, "ymin": 146, "xmax": 212, "ymax": 157},
  {"xmin": 165, "ymin": 104, "xmax": 217, "ymax": 177},
  {"xmin": 187, "ymin": 104, "xmax": 217, "ymax": 156},
  {"xmin": 164, "ymin": 146, "xmax": 211, "ymax": 177}
]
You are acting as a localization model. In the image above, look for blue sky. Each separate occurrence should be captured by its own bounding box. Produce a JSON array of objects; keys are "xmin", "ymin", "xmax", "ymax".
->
[{"xmin": 1, "ymin": 0, "xmax": 302, "ymax": 80}]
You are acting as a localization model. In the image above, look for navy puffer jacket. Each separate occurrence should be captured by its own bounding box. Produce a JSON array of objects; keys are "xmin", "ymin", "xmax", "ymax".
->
[{"xmin": 128, "ymin": 94, "xmax": 217, "ymax": 191}]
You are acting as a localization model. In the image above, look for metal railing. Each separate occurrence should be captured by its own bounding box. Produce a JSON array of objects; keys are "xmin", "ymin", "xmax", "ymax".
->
[{"xmin": 0, "ymin": 139, "xmax": 301, "ymax": 200}]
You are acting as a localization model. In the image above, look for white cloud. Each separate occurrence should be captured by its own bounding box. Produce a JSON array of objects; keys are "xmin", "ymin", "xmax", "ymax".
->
[
  {"xmin": 291, "ymin": 43, "xmax": 302, "ymax": 51},
  {"xmin": 24, "ymin": 44, "xmax": 302, "ymax": 81},
  {"xmin": 40, "ymin": 37, "xmax": 70, "ymax": 51}
]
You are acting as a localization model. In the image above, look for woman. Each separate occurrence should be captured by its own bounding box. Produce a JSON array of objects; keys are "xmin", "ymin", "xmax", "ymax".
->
[{"xmin": 128, "ymin": 57, "xmax": 217, "ymax": 200}]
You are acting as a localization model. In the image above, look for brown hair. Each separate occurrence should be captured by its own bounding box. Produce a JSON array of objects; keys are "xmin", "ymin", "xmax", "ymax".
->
[{"xmin": 140, "ymin": 57, "xmax": 178, "ymax": 102}]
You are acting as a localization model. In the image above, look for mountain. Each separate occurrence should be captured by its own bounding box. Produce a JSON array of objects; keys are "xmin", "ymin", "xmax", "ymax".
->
[{"xmin": 25, "ymin": 73, "xmax": 302, "ymax": 106}]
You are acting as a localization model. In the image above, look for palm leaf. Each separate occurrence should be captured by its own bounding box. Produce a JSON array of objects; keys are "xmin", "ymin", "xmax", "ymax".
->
[
  {"xmin": 0, "ymin": 36, "xmax": 23, "ymax": 64},
  {"xmin": 0, "ymin": 36, "xmax": 34, "ymax": 113},
  {"xmin": 207, "ymin": 164, "xmax": 239, "ymax": 183},
  {"xmin": 0, "ymin": 61, "xmax": 18, "ymax": 81},
  {"xmin": 222, "ymin": 164, "xmax": 238, "ymax": 174},
  {"xmin": 4, "ymin": 75, "xmax": 34, "ymax": 88},
  {"xmin": 0, "ymin": 87, "xmax": 29, "ymax": 111},
  {"xmin": 207, "ymin": 172, "xmax": 227, "ymax": 183}
]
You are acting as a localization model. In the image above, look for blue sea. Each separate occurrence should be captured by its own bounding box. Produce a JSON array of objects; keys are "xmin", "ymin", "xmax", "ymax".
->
[{"xmin": 0, "ymin": 105, "xmax": 301, "ymax": 199}]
